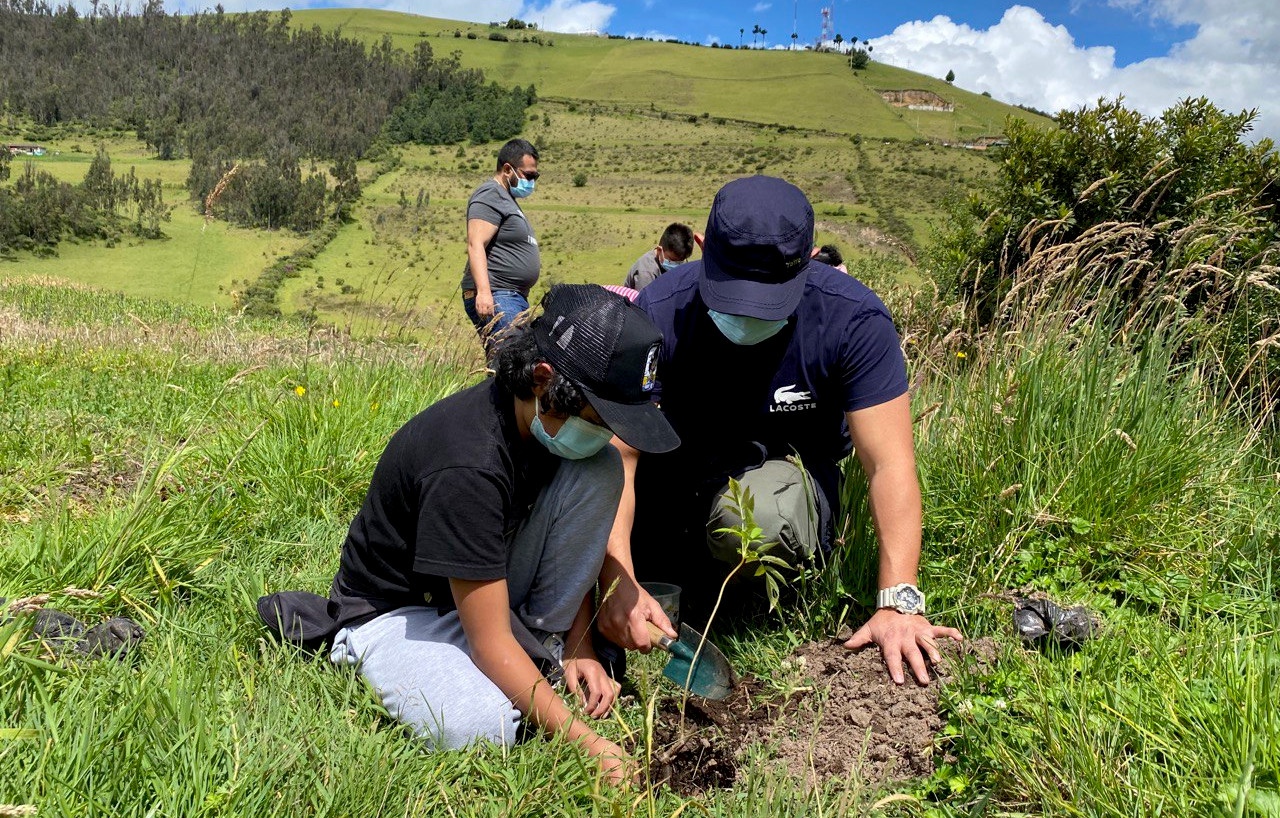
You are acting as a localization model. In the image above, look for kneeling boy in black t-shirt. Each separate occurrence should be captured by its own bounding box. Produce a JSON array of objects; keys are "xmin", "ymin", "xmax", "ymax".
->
[{"xmin": 325, "ymin": 285, "xmax": 678, "ymax": 784}]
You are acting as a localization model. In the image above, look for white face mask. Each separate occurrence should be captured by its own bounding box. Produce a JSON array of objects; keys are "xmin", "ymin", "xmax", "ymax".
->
[{"xmin": 708, "ymin": 310, "xmax": 789, "ymax": 345}]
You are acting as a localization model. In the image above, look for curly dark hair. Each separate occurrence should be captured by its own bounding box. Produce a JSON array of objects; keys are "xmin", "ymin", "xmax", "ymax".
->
[
  {"xmin": 813, "ymin": 243, "xmax": 843, "ymax": 268},
  {"xmin": 492, "ymin": 330, "xmax": 588, "ymax": 415}
]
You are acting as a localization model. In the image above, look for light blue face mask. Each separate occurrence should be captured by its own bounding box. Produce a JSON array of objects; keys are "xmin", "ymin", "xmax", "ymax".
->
[
  {"xmin": 510, "ymin": 176, "xmax": 536, "ymax": 199},
  {"xmin": 531, "ymin": 406, "xmax": 614, "ymax": 460},
  {"xmin": 660, "ymin": 258, "xmax": 681, "ymax": 272},
  {"xmin": 708, "ymin": 309, "xmax": 790, "ymax": 345}
]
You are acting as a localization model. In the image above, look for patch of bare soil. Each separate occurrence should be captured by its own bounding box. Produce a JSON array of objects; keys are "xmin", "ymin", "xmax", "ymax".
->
[
  {"xmin": 814, "ymin": 220, "xmax": 916, "ymax": 262},
  {"xmin": 647, "ymin": 637, "xmax": 997, "ymax": 795}
]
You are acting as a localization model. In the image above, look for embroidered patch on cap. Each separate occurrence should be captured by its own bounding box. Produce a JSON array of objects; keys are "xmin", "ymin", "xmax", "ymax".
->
[{"xmin": 641, "ymin": 344, "xmax": 659, "ymax": 392}]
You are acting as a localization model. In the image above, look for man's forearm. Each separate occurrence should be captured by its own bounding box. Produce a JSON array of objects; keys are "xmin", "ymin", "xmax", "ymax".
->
[
  {"xmin": 865, "ymin": 463, "xmax": 923, "ymax": 588},
  {"xmin": 467, "ymin": 242, "xmax": 492, "ymax": 293}
]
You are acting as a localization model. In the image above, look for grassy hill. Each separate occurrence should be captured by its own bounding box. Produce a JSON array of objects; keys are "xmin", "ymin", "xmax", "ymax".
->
[
  {"xmin": 278, "ymin": 99, "xmax": 1001, "ymax": 334},
  {"xmin": 2, "ymin": 8, "xmax": 1048, "ymax": 332},
  {"xmin": 290, "ymin": 9, "xmax": 1046, "ymax": 144}
]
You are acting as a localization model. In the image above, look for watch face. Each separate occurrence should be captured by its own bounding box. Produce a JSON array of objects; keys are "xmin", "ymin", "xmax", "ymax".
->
[{"xmin": 897, "ymin": 586, "xmax": 923, "ymax": 610}]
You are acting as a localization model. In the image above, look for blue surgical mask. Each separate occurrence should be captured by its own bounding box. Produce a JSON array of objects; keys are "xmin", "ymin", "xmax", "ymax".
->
[
  {"xmin": 531, "ymin": 408, "xmax": 613, "ymax": 460},
  {"xmin": 511, "ymin": 176, "xmax": 536, "ymax": 199},
  {"xmin": 660, "ymin": 258, "xmax": 680, "ymax": 272},
  {"xmin": 708, "ymin": 310, "xmax": 789, "ymax": 345}
]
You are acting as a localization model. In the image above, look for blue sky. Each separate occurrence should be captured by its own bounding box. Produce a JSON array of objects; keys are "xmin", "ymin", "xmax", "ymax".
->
[{"xmin": 613, "ymin": 0, "xmax": 1193, "ymax": 65}]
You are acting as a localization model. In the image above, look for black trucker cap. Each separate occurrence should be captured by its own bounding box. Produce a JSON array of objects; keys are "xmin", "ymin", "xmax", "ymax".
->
[{"xmin": 531, "ymin": 284, "xmax": 680, "ymax": 454}]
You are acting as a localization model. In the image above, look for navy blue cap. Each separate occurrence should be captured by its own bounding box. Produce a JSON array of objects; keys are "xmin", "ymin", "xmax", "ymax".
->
[{"xmin": 698, "ymin": 176, "xmax": 815, "ymax": 320}]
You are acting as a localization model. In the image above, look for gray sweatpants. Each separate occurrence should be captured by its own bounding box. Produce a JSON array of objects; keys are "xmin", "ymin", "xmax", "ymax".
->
[{"xmin": 329, "ymin": 446, "xmax": 622, "ymax": 750}]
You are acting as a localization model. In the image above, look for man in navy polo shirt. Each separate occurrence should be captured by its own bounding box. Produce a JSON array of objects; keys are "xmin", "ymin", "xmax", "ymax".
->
[{"xmin": 597, "ymin": 176, "xmax": 962, "ymax": 686}]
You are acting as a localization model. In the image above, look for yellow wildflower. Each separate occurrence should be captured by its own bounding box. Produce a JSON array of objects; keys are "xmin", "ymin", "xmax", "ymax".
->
[
  {"xmin": 295, "ymin": 386, "xmax": 306, "ymax": 396},
  {"xmin": 332, "ymin": 399, "xmax": 341, "ymax": 408},
  {"xmin": 956, "ymin": 351, "xmax": 967, "ymax": 359}
]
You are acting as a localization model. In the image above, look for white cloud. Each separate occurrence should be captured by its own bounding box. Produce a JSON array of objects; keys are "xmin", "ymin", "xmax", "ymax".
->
[
  {"xmin": 199, "ymin": 0, "xmax": 614, "ymax": 34},
  {"xmin": 869, "ymin": 2, "xmax": 1280, "ymax": 140},
  {"xmin": 523, "ymin": 0, "xmax": 614, "ymax": 33},
  {"xmin": 752, "ymin": 2, "xmax": 771, "ymax": 12},
  {"xmin": 704, "ymin": 35, "xmax": 721, "ymax": 46}
]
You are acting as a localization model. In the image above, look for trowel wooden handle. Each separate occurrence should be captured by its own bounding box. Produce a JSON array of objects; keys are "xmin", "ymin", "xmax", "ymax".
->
[{"xmin": 646, "ymin": 621, "xmax": 676, "ymax": 651}]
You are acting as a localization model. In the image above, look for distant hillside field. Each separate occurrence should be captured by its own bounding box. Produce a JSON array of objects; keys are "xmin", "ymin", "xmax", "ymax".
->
[
  {"xmin": 2, "ymin": 7, "xmax": 1050, "ymax": 333},
  {"xmin": 288, "ymin": 9, "xmax": 1049, "ymax": 143}
]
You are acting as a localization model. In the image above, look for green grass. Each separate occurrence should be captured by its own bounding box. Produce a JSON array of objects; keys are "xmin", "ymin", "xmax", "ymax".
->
[
  {"xmin": 0, "ymin": 135, "xmax": 306, "ymax": 306},
  {"xmin": 1, "ymin": 278, "xmax": 1274, "ymax": 816},
  {"xmin": 4, "ymin": 206, "xmax": 305, "ymax": 306}
]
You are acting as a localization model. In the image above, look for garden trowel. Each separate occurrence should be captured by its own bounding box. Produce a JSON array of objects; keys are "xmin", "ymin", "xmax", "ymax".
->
[{"xmin": 646, "ymin": 622, "xmax": 735, "ymax": 700}]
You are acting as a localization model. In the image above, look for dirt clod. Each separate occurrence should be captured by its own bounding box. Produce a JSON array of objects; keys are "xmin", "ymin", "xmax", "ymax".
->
[{"xmin": 647, "ymin": 637, "xmax": 997, "ymax": 795}]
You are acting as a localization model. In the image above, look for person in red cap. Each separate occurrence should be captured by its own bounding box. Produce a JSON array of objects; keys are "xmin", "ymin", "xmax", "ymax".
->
[
  {"xmin": 596, "ymin": 176, "xmax": 962, "ymax": 686},
  {"xmin": 260, "ymin": 284, "xmax": 677, "ymax": 785}
]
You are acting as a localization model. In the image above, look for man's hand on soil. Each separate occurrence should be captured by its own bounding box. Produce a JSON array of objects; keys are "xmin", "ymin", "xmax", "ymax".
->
[
  {"xmin": 843, "ymin": 608, "xmax": 963, "ymax": 685},
  {"xmin": 597, "ymin": 578, "xmax": 677, "ymax": 652},
  {"xmin": 563, "ymin": 656, "xmax": 621, "ymax": 718}
]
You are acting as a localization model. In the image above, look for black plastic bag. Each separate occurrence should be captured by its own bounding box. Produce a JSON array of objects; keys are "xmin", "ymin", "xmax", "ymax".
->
[
  {"xmin": 16, "ymin": 605, "xmax": 146, "ymax": 661},
  {"xmin": 1013, "ymin": 597, "xmax": 1097, "ymax": 649}
]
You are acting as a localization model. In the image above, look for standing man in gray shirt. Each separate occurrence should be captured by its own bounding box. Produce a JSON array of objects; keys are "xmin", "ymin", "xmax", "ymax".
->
[{"xmin": 462, "ymin": 139, "xmax": 542, "ymax": 351}]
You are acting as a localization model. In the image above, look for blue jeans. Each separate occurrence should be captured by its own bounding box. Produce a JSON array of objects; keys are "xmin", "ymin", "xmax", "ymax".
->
[{"xmin": 462, "ymin": 288, "xmax": 529, "ymax": 350}]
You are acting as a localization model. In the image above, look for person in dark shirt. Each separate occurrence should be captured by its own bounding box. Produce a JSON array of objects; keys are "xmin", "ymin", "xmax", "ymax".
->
[
  {"xmin": 461, "ymin": 139, "xmax": 543, "ymax": 351},
  {"xmin": 595, "ymin": 176, "xmax": 962, "ymax": 686},
  {"xmin": 324, "ymin": 284, "xmax": 678, "ymax": 785},
  {"xmin": 623, "ymin": 222, "xmax": 699, "ymax": 292}
]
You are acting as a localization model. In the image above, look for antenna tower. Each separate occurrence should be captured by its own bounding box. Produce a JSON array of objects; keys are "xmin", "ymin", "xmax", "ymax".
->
[{"xmin": 818, "ymin": 7, "xmax": 835, "ymax": 50}]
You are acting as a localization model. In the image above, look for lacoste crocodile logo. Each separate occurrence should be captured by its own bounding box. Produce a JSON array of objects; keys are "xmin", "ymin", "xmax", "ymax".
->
[{"xmin": 773, "ymin": 384, "xmax": 812, "ymax": 405}]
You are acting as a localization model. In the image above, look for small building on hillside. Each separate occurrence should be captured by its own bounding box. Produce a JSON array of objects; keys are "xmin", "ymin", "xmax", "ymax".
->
[
  {"xmin": 962, "ymin": 136, "xmax": 1008, "ymax": 150},
  {"xmin": 879, "ymin": 90, "xmax": 955, "ymax": 113},
  {"xmin": 6, "ymin": 144, "xmax": 47, "ymax": 156}
]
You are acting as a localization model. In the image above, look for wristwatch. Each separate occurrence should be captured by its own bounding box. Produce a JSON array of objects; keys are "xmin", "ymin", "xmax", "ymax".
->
[{"xmin": 877, "ymin": 583, "xmax": 926, "ymax": 615}]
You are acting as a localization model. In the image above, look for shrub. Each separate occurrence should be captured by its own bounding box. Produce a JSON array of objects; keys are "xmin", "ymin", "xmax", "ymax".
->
[
  {"xmin": 933, "ymin": 96, "xmax": 1280, "ymax": 422},
  {"xmin": 571, "ymin": 171, "xmax": 587, "ymax": 187}
]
